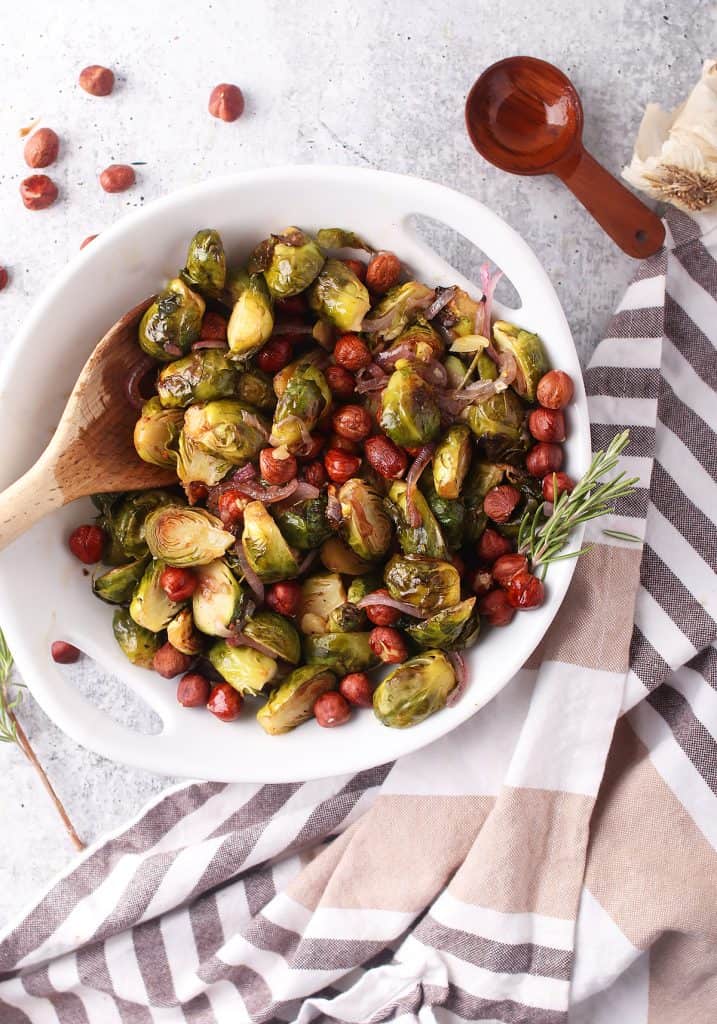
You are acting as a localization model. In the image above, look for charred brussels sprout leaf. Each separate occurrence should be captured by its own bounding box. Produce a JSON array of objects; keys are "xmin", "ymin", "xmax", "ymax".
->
[
  {"xmin": 298, "ymin": 573, "xmax": 347, "ymax": 635},
  {"xmin": 130, "ymin": 559, "xmax": 186, "ymax": 632},
  {"xmin": 419, "ymin": 474, "xmax": 466, "ymax": 552},
  {"xmin": 113, "ymin": 608, "xmax": 162, "ymax": 668},
  {"xmin": 183, "ymin": 400, "xmax": 270, "ymax": 465},
  {"xmin": 235, "ymin": 369, "xmax": 276, "ymax": 411},
  {"xmin": 379, "ymin": 366, "xmax": 440, "ymax": 447},
  {"xmin": 463, "ymin": 389, "xmax": 528, "ymax": 463},
  {"xmin": 167, "ymin": 607, "xmax": 203, "ymax": 655},
  {"xmin": 492, "ymin": 321, "xmax": 549, "ymax": 402},
  {"xmin": 274, "ymin": 495, "xmax": 333, "ymax": 551},
  {"xmin": 176, "ymin": 431, "xmax": 233, "ymax": 488},
  {"xmin": 390, "ymin": 318, "xmax": 443, "ymax": 360},
  {"xmin": 241, "ymin": 501, "xmax": 300, "ymax": 582},
  {"xmin": 385, "ymin": 481, "xmax": 447, "ymax": 559},
  {"xmin": 243, "ymin": 611, "xmax": 301, "ymax": 664},
  {"xmin": 339, "ymin": 479, "xmax": 392, "ymax": 562},
  {"xmin": 145, "ymin": 506, "xmax": 234, "ymax": 567},
  {"xmin": 433, "ymin": 424, "xmax": 472, "ymax": 499},
  {"xmin": 257, "ymin": 665, "xmax": 336, "ymax": 735},
  {"xmin": 182, "ymin": 229, "xmax": 226, "ymax": 296},
  {"xmin": 405, "ymin": 598, "xmax": 479, "ymax": 651},
  {"xmin": 315, "ymin": 228, "xmax": 373, "ymax": 253},
  {"xmin": 157, "ymin": 350, "xmax": 237, "ymax": 409},
  {"xmin": 208, "ymin": 640, "xmax": 278, "ymax": 696},
  {"xmin": 373, "ymin": 650, "xmax": 457, "ymax": 728},
  {"xmin": 193, "ymin": 559, "xmax": 250, "ymax": 637},
  {"xmin": 303, "ymin": 632, "xmax": 380, "ymax": 675},
  {"xmin": 384, "ymin": 555, "xmax": 460, "ymax": 615},
  {"xmin": 110, "ymin": 490, "xmax": 179, "ymax": 560},
  {"xmin": 251, "ymin": 227, "xmax": 325, "ymax": 298},
  {"xmin": 227, "ymin": 271, "xmax": 274, "ymax": 358},
  {"xmin": 363, "ymin": 281, "xmax": 435, "ymax": 342},
  {"xmin": 139, "ymin": 278, "xmax": 205, "ymax": 362},
  {"xmin": 133, "ymin": 397, "xmax": 183, "ymax": 468},
  {"xmin": 93, "ymin": 556, "xmax": 149, "ymax": 605},
  {"xmin": 271, "ymin": 366, "xmax": 330, "ymax": 452},
  {"xmin": 326, "ymin": 602, "xmax": 367, "ymax": 633},
  {"xmin": 308, "ymin": 259, "xmax": 371, "ymax": 333}
]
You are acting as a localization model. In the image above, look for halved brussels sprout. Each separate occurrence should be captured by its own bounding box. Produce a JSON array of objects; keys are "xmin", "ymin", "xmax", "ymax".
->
[
  {"xmin": 113, "ymin": 608, "xmax": 162, "ymax": 668},
  {"xmin": 363, "ymin": 281, "xmax": 435, "ymax": 342},
  {"xmin": 91, "ymin": 492, "xmax": 121, "ymax": 517},
  {"xmin": 346, "ymin": 573, "xmax": 383, "ymax": 605},
  {"xmin": 93, "ymin": 556, "xmax": 149, "ymax": 605},
  {"xmin": 299, "ymin": 573, "xmax": 347, "ymax": 635},
  {"xmin": 303, "ymin": 632, "xmax": 380, "ymax": 675},
  {"xmin": 390, "ymin": 319, "xmax": 443, "ymax": 360},
  {"xmin": 385, "ymin": 480, "xmax": 447, "ymax": 559},
  {"xmin": 405, "ymin": 598, "xmax": 479, "ymax": 651},
  {"xmin": 130, "ymin": 559, "xmax": 186, "ymax": 632},
  {"xmin": 227, "ymin": 272, "xmax": 275, "ymax": 358},
  {"xmin": 208, "ymin": 640, "xmax": 278, "ymax": 696},
  {"xmin": 193, "ymin": 559, "xmax": 250, "ymax": 637},
  {"xmin": 236, "ymin": 369, "xmax": 276, "ymax": 411},
  {"xmin": 319, "ymin": 537, "xmax": 374, "ymax": 576},
  {"xmin": 384, "ymin": 555, "xmax": 460, "ymax": 615},
  {"xmin": 182, "ymin": 228, "xmax": 226, "ymax": 296},
  {"xmin": 308, "ymin": 259, "xmax": 371, "ymax": 332},
  {"xmin": 379, "ymin": 366, "xmax": 440, "ymax": 447},
  {"xmin": 157, "ymin": 350, "xmax": 237, "ymax": 409},
  {"xmin": 463, "ymin": 389, "xmax": 528, "ymax": 463},
  {"xmin": 433, "ymin": 425, "xmax": 472, "ymax": 499},
  {"xmin": 271, "ymin": 365, "xmax": 331, "ymax": 451},
  {"xmin": 250, "ymin": 227, "xmax": 325, "ymax": 298},
  {"xmin": 167, "ymin": 607, "xmax": 203, "ymax": 655},
  {"xmin": 273, "ymin": 350, "xmax": 327, "ymax": 399},
  {"xmin": 478, "ymin": 352, "xmax": 498, "ymax": 381},
  {"xmin": 183, "ymin": 400, "xmax": 270, "ymax": 465},
  {"xmin": 176, "ymin": 431, "xmax": 233, "ymax": 488},
  {"xmin": 436, "ymin": 287, "xmax": 482, "ymax": 339},
  {"xmin": 274, "ymin": 495, "xmax": 333, "ymax": 551},
  {"xmin": 133, "ymin": 398, "xmax": 183, "ymax": 467},
  {"xmin": 257, "ymin": 664, "xmax": 336, "ymax": 735},
  {"xmin": 139, "ymin": 278, "xmax": 206, "ymax": 362},
  {"xmin": 110, "ymin": 490, "xmax": 179, "ymax": 559},
  {"xmin": 315, "ymin": 228, "xmax": 373, "ymax": 252},
  {"xmin": 243, "ymin": 610, "xmax": 301, "ymax": 664},
  {"xmin": 444, "ymin": 354, "xmax": 467, "ymax": 388},
  {"xmin": 339, "ymin": 479, "xmax": 392, "ymax": 562},
  {"xmin": 145, "ymin": 506, "xmax": 234, "ymax": 567},
  {"xmin": 419, "ymin": 475, "xmax": 466, "ymax": 552},
  {"xmin": 492, "ymin": 321, "xmax": 549, "ymax": 402},
  {"xmin": 241, "ymin": 501, "xmax": 300, "ymax": 582},
  {"xmin": 326, "ymin": 602, "xmax": 367, "ymax": 633},
  {"xmin": 373, "ymin": 650, "xmax": 457, "ymax": 728}
]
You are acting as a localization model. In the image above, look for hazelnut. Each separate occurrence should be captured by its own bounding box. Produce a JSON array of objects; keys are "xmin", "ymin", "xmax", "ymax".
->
[
  {"xmin": 341, "ymin": 258, "xmax": 367, "ymax": 282},
  {"xmin": 177, "ymin": 673, "xmax": 211, "ymax": 708},
  {"xmin": 469, "ymin": 568, "xmax": 493, "ymax": 596},
  {"xmin": 528, "ymin": 407, "xmax": 566, "ymax": 443},
  {"xmin": 297, "ymin": 433, "xmax": 326, "ymax": 461},
  {"xmin": 207, "ymin": 682, "xmax": 242, "ymax": 721},
  {"xmin": 505, "ymin": 571, "xmax": 545, "ymax": 610},
  {"xmin": 324, "ymin": 448, "xmax": 361, "ymax": 484},
  {"xmin": 339, "ymin": 672, "xmax": 374, "ymax": 708},
  {"xmin": 364, "ymin": 435, "xmax": 407, "ymax": 479},
  {"xmin": 537, "ymin": 370, "xmax": 574, "ymax": 410},
  {"xmin": 483, "ymin": 485, "xmax": 520, "ymax": 523},
  {"xmin": 20, "ymin": 174, "xmax": 58, "ymax": 210},
  {"xmin": 68, "ymin": 524, "xmax": 106, "ymax": 564},
  {"xmin": 328, "ymin": 433, "xmax": 361, "ymax": 455},
  {"xmin": 100, "ymin": 164, "xmax": 135, "ymax": 193},
  {"xmin": 451, "ymin": 554, "xmax": 466, "ymax": 576},
  {"xmin": 526, "ymin": 443, "xmax": 563, "ymax": 477},
  {"xmin": 275, "ymin": 294, "xmax": 309, "ymax": 317},
  {"xmin": 369, "ymin": 626, "xmax": 408, "ymax": 664},
  {"xmin": 476, "ymin": 528, "xmax": 512, "ymax": 564},
  {"xmin": 160, "ymin": 567, "xmax": 197, "ymax": 602},
  {"xmin": 153, "ymin": 642, "xmax": 193, "ymax": 679},
  {"xmin": 303, "ymin": 460, "xmax": 327, "ymax": 488},
  {"xmin": 51, "ymin": 641, "xmax": 81, "ymax": 664},
  {"xmin": 478, "ymin": 589, "xmax": 515, "ymax": 626},
  {"xmin": 325, "ymin": 365, "xmax": 356, "ymax": 400},
  {"xmin": 314, "ymin": 691, "xmax": 351, "ymax": 727},
  {"xmin": 216, "ymin": 489, "xmax": 249, "ymax": 529},
  {"xmin": 364, "ymin": 589, "xmax": 400, "ymax": 626},
  {"xmin": 257, "ymin": 337, "xmax": 292, "ymax": 374},
  {"xmin": 0, "ymin": 267, "xmax": 8, "ymax": 291},
  {"xmin": 332, "ymin": 405, "xmax": 372, "ymax": 442},
  {"xmin": 80, "ymin": 234, "xmax": 98, "ymax": 249},
  {"xmin": 24, "ymin": 128, "xmax": 60, "ymax": 168},
  {"xmin": 79, "ymin": 65, "xmax": 115, "ymax": 96},
  {"xmin": 365, "ymin": 251, "xmax": 401, "ymax": 294},
  {"xmin": 200, "ymin": 312, "xmax": 228, "ymax": 341},
  {"xmin": 541, "ymin": 472, "xmax": 575, "ymax": 501},
  {"xmin": 260, "ymin": 447, "xmax": 298, "ymax": 485},
  {"xmin": 208, "ymin": 83, "xmax": 245, "ymax": 122},
  {"xmin": 333, "ymin": 334, "xmax": 372, "ymax": 371},
  {"xmin": 492, "ymin": 554, "xmax": 529, "ymax": 589},
  {"xmin": 265, "ymin": 581, "xmax": 301, "ymax": 618},
  {"xmin": 186, "ymin": 482, "xmax": 209, "ymax": 506}
]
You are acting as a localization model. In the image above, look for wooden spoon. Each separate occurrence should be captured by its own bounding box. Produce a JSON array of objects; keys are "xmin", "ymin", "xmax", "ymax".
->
[
  {"xmin": 0, "ymin": 297, "xmax": 176, "ymax": 552},
  {"xmin": 465, "ymin": 56, "xmax": 665, "ymax": 258}
]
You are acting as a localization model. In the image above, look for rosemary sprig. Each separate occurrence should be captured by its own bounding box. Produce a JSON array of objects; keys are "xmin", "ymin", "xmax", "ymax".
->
[{"xmin": 518, "ymin": 429, "xmax": 639, "ymax": 577}]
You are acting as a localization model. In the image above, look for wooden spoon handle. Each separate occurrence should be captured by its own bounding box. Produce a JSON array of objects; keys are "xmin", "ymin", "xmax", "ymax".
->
[
  {"xmin": 556, "ymin": 148, "xmax": 665, "ymax": 258},
  {"xmin": 0, "ymin": 458, "xmax": 65, "ymax": 553}
]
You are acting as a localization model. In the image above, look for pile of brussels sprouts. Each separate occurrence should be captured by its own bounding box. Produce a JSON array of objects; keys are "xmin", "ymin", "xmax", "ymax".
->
[{"xmin": 69, "ymin": 226, "xmax": 575, "ymax": 733}]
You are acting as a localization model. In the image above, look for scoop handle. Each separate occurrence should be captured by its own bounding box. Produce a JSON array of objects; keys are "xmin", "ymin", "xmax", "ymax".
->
[
  {"xmin": 556, "ymin": 148, "xmax": 665, "ymax": 258},
  {"xmin": 0, "ymin": 455, "xmax": 64, "ymax": 553}
]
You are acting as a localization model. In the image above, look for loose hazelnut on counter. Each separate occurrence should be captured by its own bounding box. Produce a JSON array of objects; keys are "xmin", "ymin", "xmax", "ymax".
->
[
  {"xmin": 0, "ymin": 267, "xmax": 8, "ymax": 291},
  {"xmin": 528, "ymin": 407, "xmax": 566, "ymax": 443},
  {"xmin": 24, "ymin": 127, "xmax": 60, "ymax": 168},
  {"xmin": 51, "ymin": 641, "xmax": 81, "ymax": 664},
  {"xmin": 333, "ymin": 334, "xmax": 372, "ymax": 371},
  {"xmin": 265, "ymin": 581, "xmax": 301, "ymax": 618},
  {"xmin": 537, "ymin": 370, "xmax": 574, "ymax": 410},
  {"xmin": 526, "ymin": 442, "xmax": 563, "ymax": 478},
  {"xmin": 342, "ymin": 258, "xmax": 367, "ymax": 282},
  {"xmin": 259, "ymin": 446, "xmax": 298, "ymax": 484},
  {"xmin": 492, "ymin": 553, "xmax": 529, "ymax": 589},
  {"xmin": 364, "ymin": 435, "xmax": 407, "ymax": 479},
  {"xmin": 207, "ymin": 682, "xmax": 243, "ymax": 721},
  {"xmin": 208, "ymin": 83, "xmax": 245, "ymax": 122},
  {"xmin": 80, "ymin": 234, "xmax": 98, "ymax": 249},
  {"xmin": 256, "ymin": 336, "xmax": 292, "ymax": 373},
  {"xmin": 365, "ymin": 251, "xmax": 401, "ymax": 294},
  {"xmin": 20, "ymin": 174, "xmax": 58, "ymax": 210},
  {"xmin": 332, "ymin": 405, "xmax": 372, "ymax": 442},
  {"xmin": 314, "ymin": 691, "xmax": 351, "ymax": 727},
  {"xmin": 483, "ymin": 484, "xmax": 520, "ymax": 523},
  {"xmin": 368, "ymin": 626, "xmax": 408, "ymax": 664},
  {"xmin": 505, "ymin": 570, "xmax": 545, "ymax": 610},
  {"xmin": 324, "ymin": 448, "xmax": 361, "ymax": 484},
  {"xmin": 339, "ymin": 672, "xmax": 374, "ymax": 708},
  {"xmin": 478, "ymin": 589, "xmax": 515, "ymax": 626},
  {"xmin": 364, "ymin": 589, "xmax": 400, "ymax": 626},
  {"xmin": 325, "ymin": 365, "xmax": 356, "ymax": 400},
  {"xmin": 79, "ymin": 64, "xmax": 115, "ymax": 96},
  {"xmin": 68, "ymin": 524, "xmax": 106, "ymax": 564},
  {"xmin": 153, "ymin": 642, "xmax": 193, "ymax": 679},
  {"xmin": 100, "ymin": 164, "xmax": 135, "ymax": 193},
  {"xmin": 541, "ymin": 472, "xmax": 575, "ymax": 501},
  {"xmin": 476, "ymin": 528, "xmax": 512, "ymax": 564}
]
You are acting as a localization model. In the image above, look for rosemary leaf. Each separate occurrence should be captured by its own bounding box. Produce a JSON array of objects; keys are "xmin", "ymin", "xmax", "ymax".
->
[
  {"xmin": 602, "ymin": 529, "xmax": 642, "ymax": 543},
  {"xmin": 0, "ymin": 628, "xmax": 22, "ymax": 746}
]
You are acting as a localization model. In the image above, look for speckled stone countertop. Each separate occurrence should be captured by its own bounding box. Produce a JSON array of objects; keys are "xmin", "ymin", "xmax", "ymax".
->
[{"xmin": 0, "ymin": 0, "xmax": 712, "ymax": 923}]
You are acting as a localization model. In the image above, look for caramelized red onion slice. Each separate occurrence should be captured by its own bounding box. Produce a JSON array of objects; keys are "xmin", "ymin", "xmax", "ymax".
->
[
  {"xmin": 357, "ymin": 594, "xmax": 430, "ymax": 619},
  {"xmin": 446, "ymin": 652, "xmax": 467, "ymax": 707},
  {"xmin": 233, "ymin": 463, "xmax": 258, "ymax": 483},
  {"xmin": 125, "ymin": 356, "xmax": 157, "ymax": 409},
  {"xmin": 192, "ymin": 338, "xmax": 229, "ymax": 351},
  {"xmin": 355, "ymin": 363, "xmax": 389, "ymax": 394},
  {"xmin": 233, "ymin": 543, "xmax": 264, "ymax": 604},
  {"xmin": 326, "ymin": 493, "xmax": 342, "ymax": 528},
  {"xmin": 233, "ymin": 478, "xmax": 299, "ymax": 503},
  {"xmin": 361, "ymin": 289, "xmax": 435, "ymax": 334},
  {"xmin": 478, "ymin": 263, "xmax": 503, "ymax": 336},
  {"xmin": 405, "ymin": 445, "xmax": 435, "ymax": 527},
  {"xmin": 438, "ymin": 348, "xmax": 518, "ymax": 414},
  {"xmin": 425, "ymin": 286, "xmax": 457, "ymax": 321},
  {"xmin": 164, "ymin": 343, "xmax": 182, "ymax": 357},
  {"xmin": 297, "ymin": 549, "xmax": 319, "ymax": 575}
]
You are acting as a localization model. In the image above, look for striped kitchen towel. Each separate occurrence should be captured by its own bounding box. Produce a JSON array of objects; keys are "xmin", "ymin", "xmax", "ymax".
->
[{"xmin": 0, "ymin": 205, "xmax": 715, "ymax": 1024}]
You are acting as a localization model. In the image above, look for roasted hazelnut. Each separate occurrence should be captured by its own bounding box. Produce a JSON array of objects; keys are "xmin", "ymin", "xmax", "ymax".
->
[
  {"xmin": 364, "ymin": 435, "xmax": 407, "ymax": 479},
  {"xmin": 153, "ymin": 642, "xmax": 193, "ymax": 679},
  {"xmin": 369, "ymin": 626, "xmax": 408, "ymax": 664},
  {"xmin": 328, "ymin": 433, "xmax": 361, "ymax": 455},
  {"xmin": 332, "ymin": 404, "xmax": 372, "ymax": 442},
  {"xmin": 259, "ymin": 447, "xmax": 298, "ymax": 484},
  {"xmin": 51, "ymin": 641, "xmax": 81, "ymax": 664},
  {"xmin": 365, "ymin": 251, "xmax": 401, "ymax": 294},
  {"xmin": 528, "ymin": 407, "xmax": 566, "ymax": 443},
  {"xmin": 537, "ymin": 370, "xmax": 574, "ymax": 410},
  {"xmin": 207, "ymin": 682, "xmax": 243, "ymax": 721},
  {"xmin": 314, "ymin": 691, "xmax": 351, "ymax": 727},
  {"xmin": 208, "ymin": 83, "xmax": 245, "ymax": 122},
  {"xmin": 478, "ymin": 589, "xmax": 515, "ymax": 626},
  {"xmin": 275, "ymin": 294, "xmax": 308, "ymax": 317},
  {"xmin": 257, "ymin": 336, "xmax": 292, "ymax": 374},
  {"xmin": 469, "ymin": 568, "xmax": 493, "ymax": 596},
  {"xmin": 200, "ymin": 312, "xmax": 228, "ymax": 340},
  {"xmin": 492, "ymin": 554, "xmax": 529, "ymax": 589},
  {"xmin": 541, "ymin": 472, "xmax": 575, "ymax": 501},
  {"xmin": 505, "ymin": 570, "xmax": 545, "ymax": 610},
  {"xmin": 24, "ymin": 128, "xmax": 59, "ymax": 168},
  {"xmin": 68, "ymin": 524, "xmax": 106, "ymax": 564},
  {"xmin": 302, "ymin": 460, "xmax": 327, "ymax": 487},
  {"xmin": 341, "ymin": 258, "xmax": 367, "ymax": 282},
  {"xmin": 325, "ymin": 365, "xmax": 356, "ymax": 400},
  {"xmin": 476, "ymin": 528, "xmax": 513, "ymax": 564},
  {"xmin": 20, "ymin": 174, "xmax": 58, "ymax": 210},
  {"xmin": 297, "ymin": 433, "xmax": 326, "ymax": 461},
  {"xmin": 526, "ymin": 443, "xmax": 563, "ymax": 478},
  {"xmin": 451, "ymin": 554, "xmax": 466, "ymax": 577},
  {"xmin": 216, "ymin": 489, "xmax": 249, "ymax": 529},
  {"xmin": 0, "ymin": 267, "xmax": 8, "ymax": 291},
  {"xmin": 339, "ymin": 672, "xmax": 374, "ymax": 708},
  {"xmin": 483, "ymin": 485, "xmax": 520, "ymax": 523},
  {"xmin": 265, "ymin": 581, "xmax": 301, "ymax": 617},
  {"xmin": 186, "ymin": 482, "xmax": 209, "ymax": 506},
  {"xmin": 79, "ymin": 65, "xmax": 115, "ymax": 96},
  {"xmin": 160, "ymin": 567, "xmax": 197, "ymax": 602},
  {"xmin": 177, "ymin": 673, "xmax": 211, "ymax": 708},
  {"xmin": 364, "ymin": 589, "xmax": 400, "ymax": 626},
  {"xmin": 333, "ymin": 334, "xmax": 372, "ymax": 371},
  {"xmin": 324, "ymin": 448, "xmax": 361, "ymax": 484},
  {"xmin": 99, "ymin": 164, "xmax": 135, "ymax": 193}
]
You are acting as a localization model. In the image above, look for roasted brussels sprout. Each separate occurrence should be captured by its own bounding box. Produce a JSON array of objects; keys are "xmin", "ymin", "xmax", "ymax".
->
[
  {"xmin": 113, "ymin": 608, "xmax": 162, "ymax": 668},
  {"xmin": 373, "ymin": 650, "xmax": 457, "ymax": 728},
  {"xmin": 477, "ymin": 352, "xmax": 498, "ymax": 381},
  {"xmin": 319, "ymin": 537, "xmax": 374, "ymax": 576},
  {"xmin": 156, "ymin": 350, "xmax": 237, "ymax": 409},
  {"xmin": 110, "ymin": 490, "xmax": 178, "ymax": 560},
  {"xmin": 308, "ymin": 259, "xmax": 371, "ymax": 332},
  {"xmin": 183, "ymin": 400, "xmax": 270, "ymax": 465},
  {"xmin": 463, "ymin": 389, "xmax": 528, "ymax": 463},
  {"xmin": 271, "ymin": 365, "xmax": 331, "ymax": 451},
  {"xmin": 299, "ymin": 573, "xmax": 347, "ymax": 635},
  {"xmin": 133, "ymin": 397, "xmax": 183, "ymax": 467},
  {"xmin": 390, "ymin": 319, "xmax": 443, "ymax": 360},
  {"xmin": 444, "ymin": 354, "xmax": 467, "ymax": 389},
  {"xmin": 235, "ymin": 368, "xmax": 276, "ymax": 411},
  {"xmin": 326, "ymin": 602, "xmax": 367, "ymax": 633},
  {"xmin": 130, "ymin": 559, "xmax": 186, "ymax": 632},
  {"xmin": 93, "ymin": 556, "xmax": 149, "ymax": 605},
  {"xmin": 303, "ymin": 632, "xmax": 380, "ymax": 674},
  {"xmin": 339, "ymin": 479, "xmax": 392, "ymax": 562},
  {"xmin": 461, "ymin": 461, "xmax": 504, "ymax": 544},
  {"xmin": 257, "ymin": 664, "xmax": 336, "ymax": 735},
  {"xmin": 193, "ymin": 559, "xmax": 250, "ymax": 637},
  {"xmin": 433, "ymin": 425, "xmax": 472, "ymax": 499},
  {"xmin": 274, "ymin": 495, "xmax": 334, "ymax": 551},
  {"xmin": 176, "ymin": 431, "xmax": 233, "ymax": 488},
  {"xmin": 241, "ymin": 501, "xmax": 300, "ymax": 582},
  {"xmin": 250, "ymin": 227, "xmax": 325, "ymax": 298},
  {"xmin": 363, "ymin": 281, "xmax": 435, "ymax": 342},
  {"xmin": 346, "ymin": 573, "xmax": 383, "ymax": 605},
  {"xmin": 208, "ymin": 640, "xmax": 278, "ymax": 696},
  {"xmin": 242, "ymin": 610, "xmax": 301, "ymax": 664},
  {"xmin": 227, "ymin": 272, "xmax": 275, "ymax": 357},
  {"xmin": 273, "ymin": 350, "xmax": 327, "ymax": 400},
  {"xmin": 182, "ymin": 229, "xmax": 226, "ymax": 296},
  {"xmin": 405, "ymin": 598, "xmax": 479, "ymax": 651},
  {"xmin": 315, "ymin": 228, "xmax": 372, "ymax": 252},
  {"xmin": 91, "ymin": 492, "xmax": 121, "ymax": 517},
  {"xmin": 379, "ymin": 366, "xmax": 440, "ymax": 447},
  {"xmin": 145, "ymin": 505, "xmax": 234, "ymax": 566},
  {"xmin": 419, "ymin": 474, "xmax": 466, "ymax": 552},
  {"xmin": 384, "ymin": 555, "xmax": 460, "ymax": 615},
  {"xmin": 492, "ymin": 321, "xmax": 549, "ymax": 402},
  {"xmin": 385, "ymin": 481, "xmax": 447, "ymax": 559},
  {"xmin": 436, "ymin": 287, "xmax": 482, "ymax": 339},
  {"xmin": 167, "ymin": 607, "xmax": 203, "ymax": 655},
  {"xmin": 138, "ymin": 278, "xmax": 205, "ymax": 362}
]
